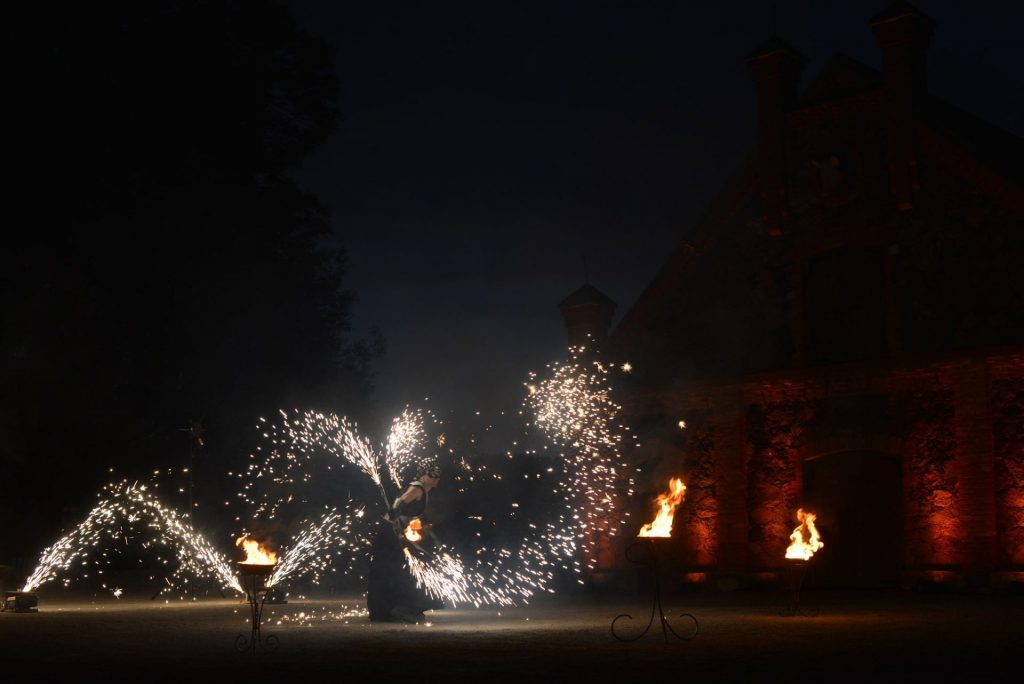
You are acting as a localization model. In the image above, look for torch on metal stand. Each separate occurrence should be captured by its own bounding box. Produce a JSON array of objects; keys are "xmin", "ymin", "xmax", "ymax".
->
[
  {"xmin": 779, "ymin": 509, "xmax": 823, "ymax": 617},
  {"xmin": 611, "ymin": 539, "xmax": 699, "ymax": 643},
  {"xmin": 778, "ymin": 559, "xmax": 818, "ymax": 617},
  {"xmin": 235, "ymin": 563, "xmax": 280, "ymax": 654}
]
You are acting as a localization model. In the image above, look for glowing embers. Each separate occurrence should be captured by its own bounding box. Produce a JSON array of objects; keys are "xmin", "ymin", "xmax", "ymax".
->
[
  {"xmin": 236, "ymin": 536, "xmax": 278, "ymax": 567},
  {"xmin": 638, "ymin": 478, "xmax": 686, "ymax": 538},
  {"xmin": 404, "ymin": 518, "xmax": 423, "ymax": 543},
  {"xmin": 785, "ymin": 508, "xmax": 824, "ymax": 561}
]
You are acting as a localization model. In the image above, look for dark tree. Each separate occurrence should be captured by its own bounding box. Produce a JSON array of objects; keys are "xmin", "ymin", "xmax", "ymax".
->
[{"xmin": 2, "ymin": 0, "xmax": 378, "ymax": 567}]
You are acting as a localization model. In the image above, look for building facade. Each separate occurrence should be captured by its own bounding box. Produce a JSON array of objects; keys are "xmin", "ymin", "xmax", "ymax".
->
[{"xmin": 567, "ymin": 4, "xmax": 1023, "ymax": 590}]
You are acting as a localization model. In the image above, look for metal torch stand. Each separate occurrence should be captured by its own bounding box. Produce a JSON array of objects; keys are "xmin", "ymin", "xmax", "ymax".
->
[
  {"xmin": 611, "ymin": 540, "xmax": 699, "ymax": 643},
  {"xmin": 235, "ymin": 573, "xmax": 280, "ymax": 654},
  {"xmin": 778, "ymin": 560, "xmax": 818, "ymax": 617}
]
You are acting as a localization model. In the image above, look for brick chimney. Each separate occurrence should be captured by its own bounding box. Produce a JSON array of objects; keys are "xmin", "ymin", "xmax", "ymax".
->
[
  {"xmin": 870, "ymin": 1, "xmax": 934, "ymax": 211},
  {"xmin": 559, "ymin": 283, "xmax": 616, "ymax": 349},
  {"xmin": 745, "ymin": 38, "xmax": 806, "ymax": 237}
]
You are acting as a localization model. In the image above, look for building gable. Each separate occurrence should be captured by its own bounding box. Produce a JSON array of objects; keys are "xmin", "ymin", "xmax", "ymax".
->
[{"xmin": 611, "ymin": 47, "xmax": 1023, "ymax": 385}]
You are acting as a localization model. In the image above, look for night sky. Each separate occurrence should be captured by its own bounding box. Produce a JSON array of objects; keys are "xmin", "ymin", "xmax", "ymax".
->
[
  {"xmin": 283, "ymin": 0, "xmax": 1023, "ymax": 420},
  {"xmin": 4, "ymin": 1, "xmax": 1022, "ymax": 563}
]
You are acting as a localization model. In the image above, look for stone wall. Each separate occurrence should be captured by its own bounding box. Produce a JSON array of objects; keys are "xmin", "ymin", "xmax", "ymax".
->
[
  {"xmin": 678, "ymin": 408, "xmax": 717, "ymax": 567},
  {"xmin": 992, "ymin": 363, "xmax": 1024, "ymax": 567},
  {"xmin": 616, "ymin": 351, "xmax": 1022, "ymax": 587},
  {"xmin": 745, "ymin": 399, "xmax": 812, "ymax": 569},
  {"xmin": 891, "ymin": 377, "xmax": 961, "ymax": 569}
]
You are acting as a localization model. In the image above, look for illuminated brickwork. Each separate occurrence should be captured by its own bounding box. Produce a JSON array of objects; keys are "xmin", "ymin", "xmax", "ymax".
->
[{"xmin": 602, "ymin": 5, "xmax": 1022, "ymax": 589}]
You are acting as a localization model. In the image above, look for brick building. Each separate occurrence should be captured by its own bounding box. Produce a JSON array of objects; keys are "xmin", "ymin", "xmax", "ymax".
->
[{"xmin": 565, "ymin": 3, "xmax": 1023, "ymax": 590}]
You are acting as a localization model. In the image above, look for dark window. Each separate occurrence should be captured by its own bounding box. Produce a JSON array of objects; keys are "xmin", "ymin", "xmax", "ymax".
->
[{"xmin": 802, "ymin": 247, "xmax": 887, "ymax": 364}]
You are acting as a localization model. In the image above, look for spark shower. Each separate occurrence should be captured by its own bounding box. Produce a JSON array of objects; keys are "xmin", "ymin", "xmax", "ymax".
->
[{"xmin": 20, "ymin": 348, "xmax": 635, "ymax": 611}]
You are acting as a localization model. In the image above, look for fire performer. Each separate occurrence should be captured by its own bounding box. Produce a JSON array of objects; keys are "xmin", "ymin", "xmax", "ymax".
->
[{"xmin": 367, "ymin": 461, "xmax": 443, "ymax": 623}]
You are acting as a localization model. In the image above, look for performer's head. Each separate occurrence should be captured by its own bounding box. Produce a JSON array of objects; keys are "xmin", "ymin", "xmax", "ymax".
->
[{"xmin": 417, "ymin": 460, "xmax": 442, "ymax": 490}]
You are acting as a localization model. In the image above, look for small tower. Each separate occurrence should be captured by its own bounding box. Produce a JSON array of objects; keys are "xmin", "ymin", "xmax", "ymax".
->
[
  {"xmin": 870, "ymin": 1, "xmax": 934, "ymax": 211},
  {"xmin": 745, "ymin": 37, "xmax": 807, "ymax": 236},
  {"xmin": 558, "ymin": 283, "xmax": 616, "ymax": 349}
]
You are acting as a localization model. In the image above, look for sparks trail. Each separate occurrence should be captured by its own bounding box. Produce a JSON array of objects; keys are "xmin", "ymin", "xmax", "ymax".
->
[
  {"xmin": 235, "ymin": 407, "xmax": 441, "ymax": 520},
  {"xmin": 385, "ymin": 408, "xmax": 428, "ymax": 487},
  {"xmin": 263, "ymin": 503, "xmax": 371, "ymax": 588},
  {"xmin": 402, "ymin": 345, "xmax": 637, "ymax": 603},
  {"xmin": 23, "ymin": 350, "xmax": 636, "ymax": 608},
  {"xmin": 524, "ymin": 345, "xmax": 636, "ymax": 576},
  {"xmin": 22, "ymin": 480, "xmax": 371, "ymax": 597},
  {"xmin": 22, "ymin": 479, "xmax": 242, "ymax": 594},
  {"xmin": 271, "ymin": 603, "xmax": 368, "ymax": 626},
  {"xmin": 253, "ymin": 407, "xmax": 548, "ymax": 606},
  {"xmin": 237, "ymin": 348, "xmax": 635, "ymax": 606}
]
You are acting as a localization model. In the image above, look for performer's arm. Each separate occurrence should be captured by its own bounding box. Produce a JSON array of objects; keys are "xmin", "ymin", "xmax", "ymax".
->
[
  {"xmin": 399, "ymin": 486, "xmax": 424, "ymax": 504},
  {"xmin": 389, "ymin": 487, "xmax": 421, "ymax": 515}
]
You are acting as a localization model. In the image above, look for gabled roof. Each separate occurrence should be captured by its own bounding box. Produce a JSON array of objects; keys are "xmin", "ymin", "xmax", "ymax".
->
[
  {"xmin": 559, "ymin": 283, "xmax": 616, "ymax": 311},
  {"xmin": 609, "ymin": 48, "xmax": 1024, "ymax": 349},
  {"xmin": 924, "ymin": 98, "xmax": 1024, "ymax": 187},
  {"xmin": 609, "ymin": 155, "xmax": 758, "ymax": 348},
  {"xmin": 744, "ymin": 37, "xmax": 805, "ymax": 62},
  {"xmin": 799, "ymin": 53, "xmax": 882, "ymax": 105}
]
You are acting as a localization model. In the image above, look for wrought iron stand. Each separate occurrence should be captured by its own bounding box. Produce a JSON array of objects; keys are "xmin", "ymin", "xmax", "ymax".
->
[
  {"xmin": 235, "ymin": 564, "xmax": 280, "ymax": 654},
  {"xmin": 778, "ymin": 559, "xmax": 818, "ymax": 617},
  {"xmin": 611, "ymin": 539, "xmax": 699, "ymax": 643}
]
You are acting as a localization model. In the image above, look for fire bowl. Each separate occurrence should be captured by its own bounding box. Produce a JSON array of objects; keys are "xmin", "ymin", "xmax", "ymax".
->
[
  {"xmin": 235, "ymin": 562, "xmax": 277, "ymax": 577},
  {"xmin": 2, "ymin": 591, "xmax": 38, "ymax": 613}
]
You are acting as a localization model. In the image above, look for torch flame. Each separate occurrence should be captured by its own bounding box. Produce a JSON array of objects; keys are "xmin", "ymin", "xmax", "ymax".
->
[
  {"xmin": 404, "ymin": 518, "xmax": 423, "ymax": 543},
  {"xmin": 637, "ymin": 478, "xmax": 686, "ymax": 538},
  {"xmin": 785, "ymin": 508, "xmax": 824, "ymax": 560},
  {"xmin": 235, "ymin": 536, "xmax": 278, "ymax": 565}
]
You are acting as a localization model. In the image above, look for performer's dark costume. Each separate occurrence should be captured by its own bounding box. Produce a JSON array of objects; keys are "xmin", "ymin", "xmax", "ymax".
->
[{"xmin": 367, "ymin": 481, "xmax": 433, "ymax": 622}]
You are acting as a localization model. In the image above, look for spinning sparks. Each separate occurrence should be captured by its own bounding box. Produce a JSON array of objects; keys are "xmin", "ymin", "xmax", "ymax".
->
[
  {"xmin": 21, "ymin": 479, "xmax": 369, "ymax": 596},
  {"xmin": 267, "ymin": 507, "xmax": 366, "ymax": 588},
  {"xmin": 525, "ymin": 346, "xmax": 634, "ymax": 573},
  {"xmin": 240, "ymin": 407, "xmax": 440, "ymax": 516},
  {"xmin": 637, "ymin": 478, "xmax": 686, "ymax": 538},
  {"xmin": 386, "ymin": 409, "xmax": 427, "ymax": 487},
  {"xmin": 785, "ymin": 508, "xmax": 824, "ymax": 560},
  {"xmin": 22, "ymin": 480, "xmax": 241, "ymax": 594},
  {"xmin": 253, "ymin": 407, "xmax": 555, "ymax": 607},
  {"xmin": 404, "ymin": 548, "xmax": 517, "ymax": 608},
  {"xmin": 25, "ymin": 347, "xmax": 638, "ymax": 613}
]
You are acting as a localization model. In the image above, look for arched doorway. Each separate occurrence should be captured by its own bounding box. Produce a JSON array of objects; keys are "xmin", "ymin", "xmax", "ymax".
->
[{"xmin": 801, "ymin": 451, "xmax": 903, "ymax": 587}]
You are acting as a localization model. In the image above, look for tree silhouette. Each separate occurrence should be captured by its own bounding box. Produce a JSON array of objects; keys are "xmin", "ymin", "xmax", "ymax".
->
[{"xmin": 3, "ymin": 0, "xmax": 378, "ymax": 565}]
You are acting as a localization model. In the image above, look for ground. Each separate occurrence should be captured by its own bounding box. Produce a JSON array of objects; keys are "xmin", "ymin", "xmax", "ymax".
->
[{"xmin": 1, "ymin": 588, "xmax": 1020, "ymax": 682}]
